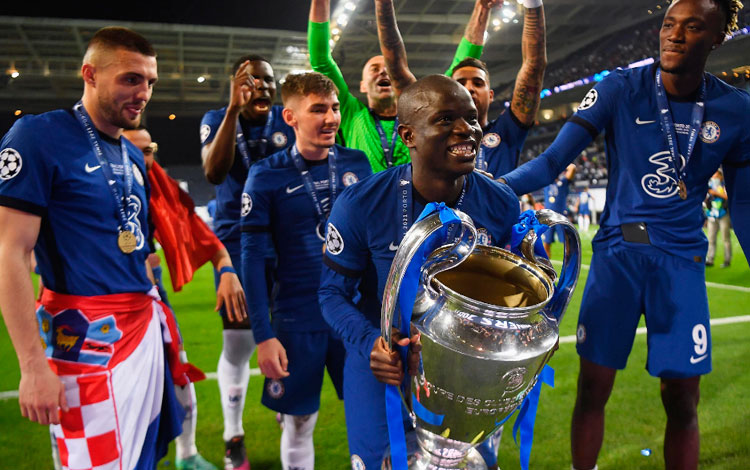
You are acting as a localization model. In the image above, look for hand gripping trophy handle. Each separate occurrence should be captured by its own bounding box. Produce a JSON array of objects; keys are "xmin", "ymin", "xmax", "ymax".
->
[
  {"xmin": 518, "ymin": 209, "xmax": 582, "ymax": 323},
  {"xmin": 381, "ymin": 208, "xmax": 478, "ymax": 349}
]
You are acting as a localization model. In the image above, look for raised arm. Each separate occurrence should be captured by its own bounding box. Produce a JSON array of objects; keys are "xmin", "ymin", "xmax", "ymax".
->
[
  {"xmin": 308, "ymin": 0, "xmax": 353, "ymax": 97},
  {"xmin": 510, "ymin": 0, "xmax": 547, "ymax": 126},
  {"xmin": 374, "ymin": 0, "xmax": 417, "ymax": 95},
  {"xmin": 201, "ymin": 61, "xmax": 256, "ymax": 184},
  {"xmin": 0, "ymin": 207, "xmax": 67, "ymax": 425},
  {"xmin": 465, "ymin": 0, "xmax": 502, "ymax": 45},
  {"xmin": 309, "ymin": 0, "xmax": 328, "ymax": 22},
  {"xmin": 445, "ymin": 1, "xmax": 501, "ymax": 75}
]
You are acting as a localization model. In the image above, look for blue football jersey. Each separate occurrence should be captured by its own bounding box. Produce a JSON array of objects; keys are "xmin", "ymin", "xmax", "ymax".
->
[
  {"xmin": 241, "ymin": 144, "xmax": 372, "ymax": 342},
  {"xmin": 477, "ymin": 109, "xmax": 530, "ymax": 178},
  {"xmin": 200, "ymin": 105, "xmax": 295, "ymax": 246},
  {"xmin": 544, "ymin": 176, "xmax": 570, "ymax": 214},
  {"xmin": 319, "ymin": 165, "xmax": 520, "ymax": 360},
  {"xmin": 0, "ymin": 109, "xmax": 152, "ymax": 295},
  {"xmin": 572, "ymin": 64, "xmax": 750, "ymax": 260},
  {"xmin": 503, "ymin": 64, "xmax": 750, "ymax": 262}
]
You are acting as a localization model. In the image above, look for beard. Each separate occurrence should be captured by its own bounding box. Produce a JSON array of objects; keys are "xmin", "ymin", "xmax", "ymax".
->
[{"xmin": 98, "ymin": 94, "xmax": 142, "ymax": 130}]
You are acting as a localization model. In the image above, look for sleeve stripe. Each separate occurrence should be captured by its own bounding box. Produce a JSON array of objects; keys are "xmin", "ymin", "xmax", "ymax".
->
[
  {"xmin": 0, "ymin": 195, "xmax": 45, "ymax": 216},
  {"xmin": 323, "ymin": 255, "xmax": 364, "ymax": 278},
  {"xmin": 241, "ymin": 224, "xmax": 271, "ymax": 233},
  {"xmin": 568, "ymin": 115, "xmax": 599, "ymax": 140}
]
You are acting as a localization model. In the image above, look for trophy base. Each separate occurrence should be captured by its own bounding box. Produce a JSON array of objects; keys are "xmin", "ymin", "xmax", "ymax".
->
[
  {"xmin": 411, "ymin": 447, "xmax": 487, "ymax": 470},
  {"xmin": 383, "ymin": 430, "xmax": 488, "ymax": 470}
]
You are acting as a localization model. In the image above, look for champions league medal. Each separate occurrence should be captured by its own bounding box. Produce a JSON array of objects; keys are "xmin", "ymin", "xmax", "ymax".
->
[
  {"xmin": 678, "ymin": 179, "xmax": 687, "ymax": 200},
  {"xmin": 654, "ymin": 69, "xmax": 705, "ymax": 203},
  {"xmin": 118, "ymin": 230, "xmax": 137, "ymax": 254},
  {"xmin": 73, "ymin": 102, "xmax": 138, "ymax": 255}
]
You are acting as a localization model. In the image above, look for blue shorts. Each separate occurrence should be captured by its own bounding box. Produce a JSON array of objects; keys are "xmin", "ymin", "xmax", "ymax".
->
[
  {"xmin": 541, "ymin": 224, "xmax": 566, "ymax": 244},
  {"xmin": 261, "ymin": 329, "xmax": 345, "ymax": 415},
  {"xmin": 344, "ymin": 351, "xmax": 408, "ymax": 470},
  {"xmin": 576, "ymin": 244, "xmax": 711, "ymax": 378}
]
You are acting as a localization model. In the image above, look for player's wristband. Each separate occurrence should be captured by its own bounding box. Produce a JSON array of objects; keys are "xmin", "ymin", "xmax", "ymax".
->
[
  {"xmin": 219, "ymin": 266, "xmax": 236, "ymax": 276},
  {"xmin": 523, "ymin": 0, "xmax": 543, "ymax": 8}
]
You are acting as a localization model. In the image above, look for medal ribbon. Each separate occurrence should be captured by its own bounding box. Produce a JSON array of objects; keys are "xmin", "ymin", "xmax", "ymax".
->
[
  {"xmin": 398, "ymin": 165, "xmax": 466, "ymax": 244},
  {"xmin": 72, "ymin": 102, "xmax": 133, "ymax": 235},
  {"xmin": 236, "ymin": 109, "xmax": 274, "ymax": 169},
  {"xmin": 371, "ymin": 111, "xmax": 399, "ymax": 168},
  {"xmin": 654, "ymin": 68, "xmax": 706, "ymax": 197},
  {"xmin": 289, "ymin": 145, "xmax": 338, "ymax": 227},
  {"xmin": 476, "ymin": 145, "xmax": 487, "ymax": 171}
]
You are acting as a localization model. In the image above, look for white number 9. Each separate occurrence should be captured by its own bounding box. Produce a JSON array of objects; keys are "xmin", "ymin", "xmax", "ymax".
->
[{"xmin": 692, "ymin": 324, "xmax": 708, "ymax": 356}]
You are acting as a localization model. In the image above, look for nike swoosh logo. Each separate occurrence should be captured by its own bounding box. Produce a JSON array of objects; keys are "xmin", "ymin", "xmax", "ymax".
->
[
  {"xmin": 635, "ymin": 118, "xmax": 655, "ymax": 125},
  {"xmin": 388, "ymin": 242, "xmax": 399, "ymax": 251},
  {"xmin": 690, "ymin": 354, "xmax": 707, "ymax": 364},
  {"xmin": 286, "ymin": 184, "xmax": 304, "ymax": 194},
  {"xmin": 85, "ymin": 163, "xmax": 102, "ymax": 173}
]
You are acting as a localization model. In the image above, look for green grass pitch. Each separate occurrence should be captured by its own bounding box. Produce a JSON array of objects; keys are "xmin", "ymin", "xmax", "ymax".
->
[{"xmin": 1, "ymin": 228, "xmax": 748, "ymax": 469}]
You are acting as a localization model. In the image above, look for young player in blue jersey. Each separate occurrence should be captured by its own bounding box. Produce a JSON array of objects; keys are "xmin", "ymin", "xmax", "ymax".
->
[
  {"xmin": 374, "ymin": 0, "xmax": 547, "ymax": 180},
  {"xmin": 542, "ymin": 164, "xmax": 576, "ymax": 256},
  {"xmin": 240, "ymin": 72, "xmax": 372, "ymax": 470},
  {"xmin": 199, "ymin": 54, "xmax": 295, "ymax": 469},
  {"xmin": 318, "ymin": 75, "xmax": 521, "ymax": 470},
  {"xmin": 500, "ymin": 1, "xmax": 750, "ymax": 468},
  {"xmin": 0, "ymin": 27, "xmax": 183, "ymax": 469}
]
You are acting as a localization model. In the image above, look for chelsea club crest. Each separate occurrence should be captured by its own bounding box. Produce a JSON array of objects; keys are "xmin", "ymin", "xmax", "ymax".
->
[
  {"xmin": 272, "ymin": 131, "xmax": 288, "ymax": 148},
  {"xmin": 482, "ymin": 133, "xmax": 501, "ymax": 148},
  {"xmin": 266, "ymin": 379, "xmax": 285, "ymax": 399},
  {"xmin": 700, "ymin": 121, "xmax": 720, "ymax": 144}
]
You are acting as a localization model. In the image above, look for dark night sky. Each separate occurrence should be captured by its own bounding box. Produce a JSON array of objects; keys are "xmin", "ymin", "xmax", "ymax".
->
[{"xmin": 0, "ymin": 1, "xmax": 310, "ymax": 32}]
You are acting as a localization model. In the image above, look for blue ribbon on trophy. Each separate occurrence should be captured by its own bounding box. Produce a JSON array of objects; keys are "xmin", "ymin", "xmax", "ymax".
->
[
  {"xmin": 384, "ymin": 204, "xmax": 560, "ymax": 470},
  {"xmin": 386, "ymin": 202, "xmax": 459, "ymax": 470}
]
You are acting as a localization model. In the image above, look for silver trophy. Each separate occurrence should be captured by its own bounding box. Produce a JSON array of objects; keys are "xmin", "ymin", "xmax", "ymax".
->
[{"xmin": 382, "ymin": 209, "xmax": 580, "ymax": 470}]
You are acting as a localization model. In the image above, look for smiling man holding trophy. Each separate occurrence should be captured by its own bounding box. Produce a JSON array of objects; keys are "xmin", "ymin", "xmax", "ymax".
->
[{"xmin": 319, "ymin": 74, "xmax": 580, "ymax": 470}]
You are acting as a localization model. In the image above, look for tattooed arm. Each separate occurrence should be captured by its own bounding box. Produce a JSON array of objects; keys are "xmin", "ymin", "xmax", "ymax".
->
[
  {"xmin": 464, "ymin": 0, "xmax": 502, "ymax": 45},
  {"xmin": 511, "ymin": 4, "xmax": 547, "ymax": 126},
  {"xmin": 374, "ymin": 0, "xmax": 416, "ymax": 95}
]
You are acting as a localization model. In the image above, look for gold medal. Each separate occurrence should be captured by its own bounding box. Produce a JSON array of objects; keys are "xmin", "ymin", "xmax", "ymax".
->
[
  {"xmin": 678, "ymin": 179, "xmax": 687, "ymax": 200},
  {"xmin": 117, "ymin": 230, "xmax": 137, "ymax": 254}
]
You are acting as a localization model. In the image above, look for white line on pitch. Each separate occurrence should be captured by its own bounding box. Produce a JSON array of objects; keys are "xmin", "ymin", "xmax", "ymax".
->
[
  {"xmin": 550, "ymin": 260, "xmax": 750, "ymax": 293},
  {"xmin": 4, "ymin": 318, "xmax": 750, "ymax": 401},
  {"xmin": 559, "ymin": 314, "xmax": 750, "ymax": 344}
]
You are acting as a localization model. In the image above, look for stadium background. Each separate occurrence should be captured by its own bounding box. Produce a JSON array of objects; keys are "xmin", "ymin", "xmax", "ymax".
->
[{"xmin": 1, "ymin": 0, "xmax": 749, "ymax": 467}]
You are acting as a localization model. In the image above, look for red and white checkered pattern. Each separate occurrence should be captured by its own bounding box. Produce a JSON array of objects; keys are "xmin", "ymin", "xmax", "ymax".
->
[{"xmin": 51, "ymin": 302, "xmax": 164, "ymax": 470}]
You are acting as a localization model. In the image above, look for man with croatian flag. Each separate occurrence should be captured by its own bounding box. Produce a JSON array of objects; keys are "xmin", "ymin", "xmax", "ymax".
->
[{"xmin": 0, "ymin": 27, "xmax": 182, "ymax": 468}]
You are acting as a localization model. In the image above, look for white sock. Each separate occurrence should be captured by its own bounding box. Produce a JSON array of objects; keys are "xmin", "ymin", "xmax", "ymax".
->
[
  {"xmin": 49, "ymin": 426, "xmax": 61, "ymax": 470},
  {"xmin": 174, "ymin": 382, "xmax": 198, "ymax": 460},
  {"xmin": 218, "ymin": 329, "xmax": 256, "ymax": 441},
  {"xmin": 280, "ymin": 413, "xmax": 318, "ymax": 470},
  {"xmin": 572, "ymin": 465, "xmax": 598, "ymax": 470}
]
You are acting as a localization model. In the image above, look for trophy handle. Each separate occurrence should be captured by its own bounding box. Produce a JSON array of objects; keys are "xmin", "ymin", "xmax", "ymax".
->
[
  {"xmin": 518, "ymin": 209, "xmax": 581, "ymax": 323},
  {"xmin": 381, "ymin": 209, "xmax": 477, "ymax": 348}
]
